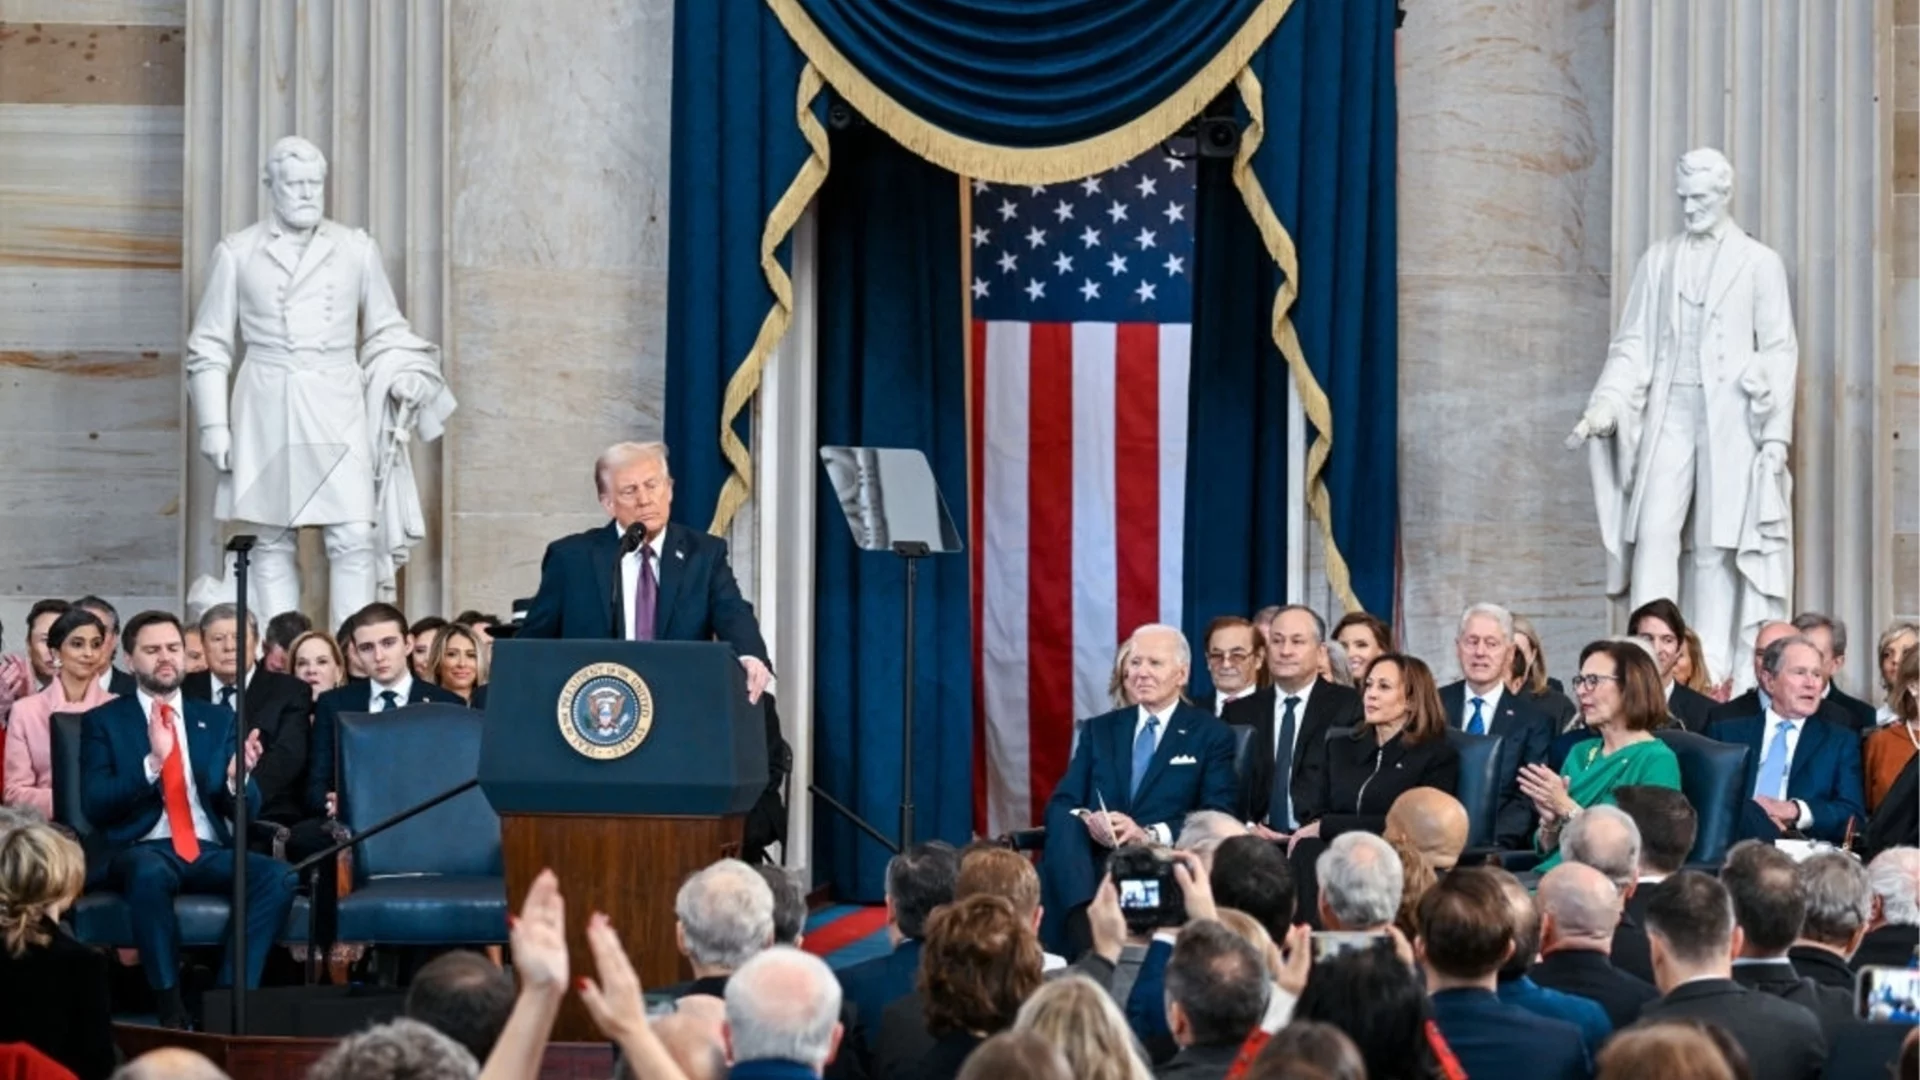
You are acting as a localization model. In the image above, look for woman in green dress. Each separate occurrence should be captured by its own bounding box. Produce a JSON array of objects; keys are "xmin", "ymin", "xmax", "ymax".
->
[{"xmin": 1521, "ymin": 639, "xmax": 1683, "ymax": 870}]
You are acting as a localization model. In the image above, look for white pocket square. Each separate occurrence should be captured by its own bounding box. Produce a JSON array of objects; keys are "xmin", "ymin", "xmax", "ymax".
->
[{"xmin": 1170, "ymin": 754, "xmax": 1198, "ymax": 765}]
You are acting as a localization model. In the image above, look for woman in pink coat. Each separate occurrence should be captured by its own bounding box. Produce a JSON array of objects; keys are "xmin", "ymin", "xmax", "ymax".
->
[{"xmin": 3, "ymin": 609, "xmax": 113, "ymax": 818}]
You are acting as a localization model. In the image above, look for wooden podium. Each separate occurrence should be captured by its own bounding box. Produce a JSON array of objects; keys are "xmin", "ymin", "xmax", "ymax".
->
[{"xmin": 480, "ymin": 640, "xmax": 766, "ymax": 1043}]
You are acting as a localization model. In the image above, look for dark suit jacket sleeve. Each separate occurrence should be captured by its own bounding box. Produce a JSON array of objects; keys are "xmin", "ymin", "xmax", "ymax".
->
[
  {"xmin": 517, "ymin": 540, "xmax": 567, "ymax": 639},
  {"xmin": 245, "ymin": 682, "xmax": 310, "ymax": 816},
  {"xmin": 1495, "ymin": 711, "xmax": 1554, "ymax": 848},
  {"xmin": 1125, "ymin": 939, "xmax": 1176, "ymax": 1064},
  {"xmin": 201, "ymin": 712, "xmax": 262, "ymax": 822},
  {"xmin": 705, "ymin": 536, "xmax": 769, "ymax": 664},
  {"xmin": 305, "ymin": 696, "xmax": 340, "ymax": 817},
  {"xmin": 1190, "ymin": 721, "xmax": 1240, "ymax": 822},
  {"xmin": 79, "ymin": 704, "xmax": 159, "ymax": 830},
  {"xmin": 1802, "ymin": 727, "xmax": 1867, "ymax": 841}
]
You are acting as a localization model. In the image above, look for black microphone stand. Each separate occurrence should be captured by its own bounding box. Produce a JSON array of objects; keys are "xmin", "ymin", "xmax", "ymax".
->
[{"xmin": 224, "ymin": 534, "xmax": 255, "ymax": 1036}]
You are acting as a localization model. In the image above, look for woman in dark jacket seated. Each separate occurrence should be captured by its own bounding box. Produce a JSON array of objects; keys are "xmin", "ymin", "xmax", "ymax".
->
[
  {"xmin": 1289, "ymin": 654, "xmax": 1460, "ymax": 849},
  {"xmin": 0, "ymin": 819, "xmax": 115, "ymax": 1080}
]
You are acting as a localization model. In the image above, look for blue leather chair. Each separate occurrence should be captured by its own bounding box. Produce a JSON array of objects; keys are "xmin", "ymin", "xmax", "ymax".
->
[
  {"xmin": 1656, "ymin": 729, "xmax": 1751, "ymax": 866},
  {"xmin": 333, "ymin": 705, "xmax": 507, "ymax": 946},
  {"xmin": 52, "ymin": 713, "xmax": 309, "ymax": 947},
  {"xmin": 1444, "ymin": 729, "xmax": 1504, "ymax": 851}
]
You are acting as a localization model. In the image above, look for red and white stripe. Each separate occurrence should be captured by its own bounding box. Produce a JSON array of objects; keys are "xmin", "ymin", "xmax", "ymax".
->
[{"xmin": 971, "ymin": 320, "xmax": 1191, "ymax": 835}]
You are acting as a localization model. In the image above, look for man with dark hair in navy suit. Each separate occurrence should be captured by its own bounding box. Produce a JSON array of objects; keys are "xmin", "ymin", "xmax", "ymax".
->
[
  {"xmin": 519, "ymin": 440, "xmax": 771, "ymax": 702},
  {"xmin": 80, "ymin": 610, "xmax": 296, "ymax": 1029},
  {"xmin": 837, "ymin": 840, "xmax": 959, "ymax": 1065},
  {"xmin": 1037, "ymin": 624, "xmax": 1237, "ymax": 954},
  {"xmin": 1705, "ymin": 634, "xmax": 1865, "ymax": 844}
]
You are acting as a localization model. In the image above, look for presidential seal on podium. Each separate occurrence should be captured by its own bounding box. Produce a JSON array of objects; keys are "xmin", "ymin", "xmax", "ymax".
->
[{"xmin": 557, "ymin": 662, "xmax": 654, "ymax": 760}]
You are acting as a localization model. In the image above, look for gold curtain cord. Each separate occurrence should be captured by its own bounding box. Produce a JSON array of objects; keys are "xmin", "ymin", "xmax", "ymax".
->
[{"xmin": 763, "ymin": 0, "xmax": 1295, "ymax": 185}]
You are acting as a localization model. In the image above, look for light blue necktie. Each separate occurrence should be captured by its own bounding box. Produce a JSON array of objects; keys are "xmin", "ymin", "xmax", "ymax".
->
[
  {"xmin": 1754, "ymin": 718, "xmax": 1793, "ymax": 799},
  {"xmin": 1131, "ymin": 715, "xmax": 1160, "ymax": 799},
  {"xmin": 1467, "ymin": 697, "xmax": 1487, "ymax": 736}
]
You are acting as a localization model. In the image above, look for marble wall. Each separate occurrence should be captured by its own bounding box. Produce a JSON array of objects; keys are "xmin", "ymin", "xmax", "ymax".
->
[
  {"xmin": 1394, "ymin": 0, "xmax": 1617, "ymax": 680},
  {"xmin": 443, "ymin": 0, "xmax": 675, "ymax": 619},
  {"xmin": 1896, "ymin": 0, "xmax": 1918, "ymax": 625},
  {"xmin": 0, "ymin": 2, "xmax": 186, "ymax": 644}
]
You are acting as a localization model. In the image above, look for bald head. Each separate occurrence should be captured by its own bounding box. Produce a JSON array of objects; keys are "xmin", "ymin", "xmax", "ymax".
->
[
  {"xmin": 1384, "ymin": 788, "xmax": 1470, "ymax": 870},
  {"xmin": 1751, "ymin": 621, "xmax": 1797, "ymax": 684},
  {"xmin": 724, "ymin": 947, "xmax": 843, "ymax": 1070},
  {"xmin": 1538, "ymin": 863, "xmax": 1624, "ymax": 954},
  {"xmin": 1560, "ymin": 804, "xmax": 1641, "ymax": 890},
  {"xmin": 111, "ymin": 1049, "xmax": 232, "ymax": 1080}
]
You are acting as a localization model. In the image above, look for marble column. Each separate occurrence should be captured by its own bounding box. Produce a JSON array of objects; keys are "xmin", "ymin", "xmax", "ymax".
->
[
  {"xmin": 1611, "ymin": 0, "xmax": 1890, "ymax": 693},
  {"xmin": 0, "ymin": 3, "xmax": 187, "ymax": 636},
  {"xmin": 1893, "ymin": 0, "xmax": 1918, "ymax": 627},
  {"xmin": 1395, "ymin": 0, "xmax": 1617, "ymax": 678},
  {"xmin": 182, "ymin": 0, "xmax": 448, "ymax": 622}
]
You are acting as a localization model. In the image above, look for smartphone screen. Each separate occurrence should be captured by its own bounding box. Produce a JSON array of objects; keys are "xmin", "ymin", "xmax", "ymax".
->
[
  {"xmin": 1855, "ymin": 965, "xmax": 1920, "ymax": 1023},
  {"xmin": 1118, "ymin": 878, "xmax": 1162, "ymax": 910},
  {"xmin": 1311, "ymin": 931, "xmax": 1390, "ymax": 963}
]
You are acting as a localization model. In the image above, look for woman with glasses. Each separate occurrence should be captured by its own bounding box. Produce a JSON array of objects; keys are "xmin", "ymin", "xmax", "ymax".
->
[{"xmin": 1519, "ymin": 639, "xmax": 1682, "ymax": 871}]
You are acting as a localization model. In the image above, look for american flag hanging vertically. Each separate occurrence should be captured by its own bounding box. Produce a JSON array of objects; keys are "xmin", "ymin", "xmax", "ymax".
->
[{"xmin": 968, "ymin": 153, "xmax": 1197, "ymax": 836}]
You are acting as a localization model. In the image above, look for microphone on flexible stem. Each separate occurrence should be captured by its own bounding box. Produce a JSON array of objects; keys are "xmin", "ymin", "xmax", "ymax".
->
[
  {"xmin": 619, "ymin": 522, "xmax": 647, "ymax": 555},
  {"xmin": 611, "ymin": 522, "xmax": 647, "ymax": 637}
]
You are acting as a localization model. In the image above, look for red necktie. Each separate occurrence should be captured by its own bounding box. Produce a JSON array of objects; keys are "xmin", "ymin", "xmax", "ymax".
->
[{"xmin": 155, "ymin": 702, "xmax": 200, "ymax": 862}]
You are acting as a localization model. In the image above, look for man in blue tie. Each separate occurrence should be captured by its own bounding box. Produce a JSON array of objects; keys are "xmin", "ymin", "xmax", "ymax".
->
[
  {"xmin": 1438, "ymin": 603, "xmax": 1554, "ymax": 848},
  {"xmin": 1706, "ymin": 634, "xmax": 1865, "ymax": 844},
  {"xmin": 1037, "ymin": 624, "xmax": 1238, "ymax": 954}
]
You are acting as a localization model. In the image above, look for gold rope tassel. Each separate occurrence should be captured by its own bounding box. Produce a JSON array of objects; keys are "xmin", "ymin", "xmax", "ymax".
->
[
  {"xmin": 1229, "ymin": 66, "xmax": 1364, "ymax": 616},
  {"xmin": 709, "ymin": 63, "xmax": 833, "ymax": 537}
]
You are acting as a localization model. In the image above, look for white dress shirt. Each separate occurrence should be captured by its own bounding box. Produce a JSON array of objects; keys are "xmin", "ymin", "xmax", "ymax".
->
[
  {"xmin": 136, "ymin": 688, "xmax": 220, "ymax": 846},
  {"xmin": 1214, "ymin": 684, "xmax": 1258, "ymax": 717},
  {"xmin": 210, "ymin": 669, "xmax": 247, "ymax": 707},
  {"xmin": 1462, "ymin": 682, "xmax": 1506, "ymax": 729},
  {"xmin": 369, "ymin": 672, "xmax": 414, "ymax": 712},
  {"xmin": 97, "ymin": 667, "xmax": 116, "ymax": 694},
  {"xmin": 1271, "ymin": 679, "xmax": 1316, "ymax": 766},
  {"xmin": 1080, "ymin": 701, "xmax": 1180, "ymax": 845},
  {"xmin": 617, "ymin": 524, "xmax": 667, "ymax": 640},
  {"xmin": 1759, "ymin": 708, "xmax": 1815, "ymax": 829}
]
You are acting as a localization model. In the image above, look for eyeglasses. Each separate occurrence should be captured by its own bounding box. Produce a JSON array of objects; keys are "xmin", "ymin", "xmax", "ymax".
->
[
  {"xmin": 1569, "ymin": 674, "xmax": 1622, "ymax": 691},
  {"xmin": 1206, "ymin": 649, "xmax": 1253, "ymax": 665}
]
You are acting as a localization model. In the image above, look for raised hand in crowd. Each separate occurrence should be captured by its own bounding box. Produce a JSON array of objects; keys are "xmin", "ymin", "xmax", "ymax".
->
[
  {"xmin": 480, "ymin": 869, "xmax": 568, "ymax": 1080},
  {"xmin": 579, "ymin": 911, "xmax": 692, "ymax": 1080}
]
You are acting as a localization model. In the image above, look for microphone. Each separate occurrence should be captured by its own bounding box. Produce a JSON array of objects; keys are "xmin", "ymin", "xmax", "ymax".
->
[{"xmin": 619, "ymin": 522, "xmax": 647, "ymax": 555}]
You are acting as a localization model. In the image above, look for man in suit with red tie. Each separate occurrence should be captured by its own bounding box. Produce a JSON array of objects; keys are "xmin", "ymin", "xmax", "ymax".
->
[
  {"xmin": 80, "ymin": 611, "xmax": 295, "ymax": 1029},
  {"xmin": 518, "ymin": 441, "xmax": 771, "ymax": 702}
]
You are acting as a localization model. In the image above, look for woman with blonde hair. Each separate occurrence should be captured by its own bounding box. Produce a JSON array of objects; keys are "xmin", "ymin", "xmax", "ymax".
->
[
  {"xmin": 1014, "ymin": 973, "xmax": 1152, "ymax": 1080},
  {"xmin": 288, "ymin": 630, "xmax": 348, "ymax": 701},
  {"xmin": 429, "ymin": 622, "xmax": 487, "ymax": 705},
  {"xmin": 0, "ymin": 822, "xmax": 113, "ymax": 1079}
]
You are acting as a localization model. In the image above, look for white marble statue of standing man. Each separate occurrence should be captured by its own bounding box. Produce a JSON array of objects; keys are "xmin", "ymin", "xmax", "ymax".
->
[
  {"xmin": 187, "ymin": 135, "xmax": 456, "ymax": 629},
  {"xmin": 1566, "ymin": 148, "xmax": 1797, "ymax": 689}
]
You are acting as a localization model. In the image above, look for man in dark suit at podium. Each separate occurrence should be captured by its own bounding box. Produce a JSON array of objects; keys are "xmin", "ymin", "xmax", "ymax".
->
[
  {"xmin": 519, "ymin": 441, "xmax": 771, "ymax": 703},
  {"xmin": 181, "ymin": 602, "xmax": 312, "ymax": 827},
  {"xmin": 1038, "ymin": 624, "xmax": 1238, "ymax": 953}
]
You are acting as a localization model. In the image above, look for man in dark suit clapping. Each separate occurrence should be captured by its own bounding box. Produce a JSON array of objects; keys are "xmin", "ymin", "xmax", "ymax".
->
[
  {"xmin": 1037, "ymin": 624, "xmax": 1237, "ymax": 954},
  {"xmin": 181, "ymin": 603, "xmax": 311, "ymax": 827},
  {"xmin": 518, "ymin": 441, "xmax": 771, "ymax": 702}
]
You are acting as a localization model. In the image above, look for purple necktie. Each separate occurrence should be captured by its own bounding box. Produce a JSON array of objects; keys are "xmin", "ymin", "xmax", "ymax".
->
[{"xmin": 632, "ymin": 545, "xmax": 656, "ymax": 641}]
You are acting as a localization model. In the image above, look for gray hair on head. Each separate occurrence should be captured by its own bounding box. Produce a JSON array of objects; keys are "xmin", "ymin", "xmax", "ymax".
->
[
  {"xmin": 262, "ymin": 135, "xmax": 327, "ymax": 185},
  {"xmin": 724, "ymin": 946, "xmax": 843, "ymax": 1069},
  {"xmin": 1791, "ymin": 612, "xmax": 1845, "ymax": 658},
  {"xmin": 1796, "ymin": 852, "xmax": 1872, "ymax": 946},
  {"xmin": 594, "ymin": 440, "xmax": 671, "ymax": 496},
  {"xmin": 1867, "ymin": 848, "xmax": 1920, "ymax": 926},
  {"xmin": 1560, "ymin": 805, "xmax": 1641, "ymax": 890},
  {"xmin": 1316, "ymin": 831, "xmax": 1404, "ymax": 929},
  {"xmin": 196, "ymin": 602, "xmax": 258, "ymax": 638},
  {"xmin": 1457, "ymin": 603, "xmax": 1513, "ymax": 641},
  {"xmin": 1126, "ymin": 623, "xmax": 1191, "ymax": 669},
  {"xmin": 1760, "ymin": 634, "xmax": 1822, "ymax": 678},
  {"xmin": 675, "ymin": 858, "xmax": 775, "ymax": 971},
  {"xmin": 305, "ymin": 1018, "xmax": 476, "ymax": 1080},
  {"xmin": 1676, "ymin": 148, "xmax": 1733, "ymax": 193},
  {"xmin": 1176, "ymin": 810, "xmax": 1249, "ymax": 858}
]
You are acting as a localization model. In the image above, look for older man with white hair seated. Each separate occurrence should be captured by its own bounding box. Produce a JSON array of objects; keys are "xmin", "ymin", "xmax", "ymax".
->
[
  {"xmin": 1037, "ymin": 623, "xmax": 1238, "ymax": 955},
  {"xmin": 1855, "ymin": 846, "xmax": 1920, "ymax": 971},
  {"xmin": 1315, "ymin": 832, "xmax": 1402, "ymax": 932},
  {"xmin": 671, "ymin": 859, "xmax": 777, "ymax": 1000},
  {"xmin": 724, "ymin": 947, "xmax": 847, "ymax": 1080}
]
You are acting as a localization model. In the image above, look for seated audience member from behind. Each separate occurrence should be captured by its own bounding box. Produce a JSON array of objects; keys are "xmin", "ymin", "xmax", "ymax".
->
[
  {"xmin": 1038, "ymin": 624, "xmax": 1237, "ymax": 954},
  {"xmin": 724, "ymin": 947, "xmax": 847, "ymax": 1080},
  {"xmin": 836, "ymin": 841, "xmax": 958, "ymax": 1040},
  {"xmin": 1314, "ymin": 832, "xmax": 1401, "ymax": 933},
  {"xmin": 1242, "ymin": 1021, "xmax": 1367, "ymax": 1080},
  {"xmin": 673, "ymin": 859, "xmax": 777, "ymax": 998},
  {"xmin": 112, "ymin": 1047, "xmax": 236, "ymax": 1080},
  {"xmin": 1292, "ymin": 944, "xmax": 1441, "ymax": 1080},
  {"xmin": 1416, "ymin": 867, "xmax": 1591, "ymax": 1080},
  {"xmin": 1383, "ymin": 786, "xmax": 1469, "ymax": 872},
  {"xmin": 79, "ymin": 610, "xmax": 294, "ymax": 1029},
  {"xmin": 956, "ymin": 845, "xmax": 1075, "ymax": 975},
  {"xmin": 1439, "ymin": 603, "xmax": 1555, "ymax": 850},
  {"xmin": 754, "ymin": 863, "xmax": 807, "ymax": 948},
  {"xmin": 1629, "ymin": 598, "xmax": 1715, "ymax": 731},
  {"xmin": 1719, "ymin": 840, "xmax": 1853, "ymax": 1038},
  {"xmin": 183, "ymin": 602, "xmax": 314, "ymax": 828},
  {"xmin": 1491, "ymin": 868, "xmax": 1612, "ymax": 1054},
  {"xmin": 1594, "ymin": 1023, "xmax": 1744, "ymax": 1080},
  {"xmin": 1013, "ymin": 973, "xmax": 1156, "ymax": 1080},
  {"xmin": 1636, "ymin": 871, "xmax": 1827, "ymax": 1080},
  {"xmin": 1857, "ymin": 846, "xmax": 1920, "ymax": 970},
  {"xmin": 1174, "ymin": 809, "xmax": 1249, "ymax": 869},
  {"xmin": 1530, "ymin": 862, "xmax": 1657, "ymax": 1031},
  {"xmin": 0, "ymin": 821, "xmax": 114, "ymax": 1080},
  {"xmin": 877, "ymin": 894, "xmax": 1042, "ymax": 1080},
  {"xmin": 1558, "ymin": 804, "xmax": 1642, "ymax": 897},
  {"xmin": 1158, "ymin": 919, "xmax": 1271, "ymax": 1080},
  {"xmin": 1704, "ymin": 633, "xmax": 1866, "ymax": 845},
  {"xmin": 307, "ymin": 1017, "xmax": 477, "ymax": 1080},
  {"xmin": 1787, "ymin": 851, "xmax": 1873, "ymax": 991},
  {"xmin": 404, "ymin": 949, "xmax": 516, "ymax": 1064},
  {"xmin": 1607, "ymin": 784, "xmax": 1698, "ymax": 984},
  {"xmin": 1210, "ymin": 833, "xmax": 1298, "ymax": 944},
  {"xmin": 1202, "ymin": 616, "xmax": 1263, "ymax": 716},
  {"xmin": 953, "ymin": 1032, "xmax": 1071, "ymax": 1080}
]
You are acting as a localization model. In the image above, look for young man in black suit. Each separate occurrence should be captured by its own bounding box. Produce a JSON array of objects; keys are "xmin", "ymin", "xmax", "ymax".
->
[
  {"xmin": 1225, "ymin": 605, "xmax": 1360, "ymax": 835},
  {"xmin": 1628, "ymin": 597, "xmax": 1715, "ymax": 731},
  {"xmin": 180, "ymin": 603, "xmax": 311, "ymax": 828},
  {"xmin": 1721, "ymin": 841, "xmax": 1854, "ymax": 1039},
  {"xmin": 1638, "ymin": 872, "xmax": 1826, "ymax": 1080},
  {"xmin": 1606, "ymin": 785, "xmax": 1697, "ymax": 985},
  {"xmin": 1531, "ymin": 858, "xmax": 1658, "ymax": 1031},
  {"xmin": 1788, "ymin": 852, "xmax": 1873, "ymax": 991},
  {"xmin": 1437, "ymin": 603, "xmax": 1553, "ymax": 848},
  {"xmin": 518, "ymin": 441, "xmax": 771, "ymax": 702}
]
